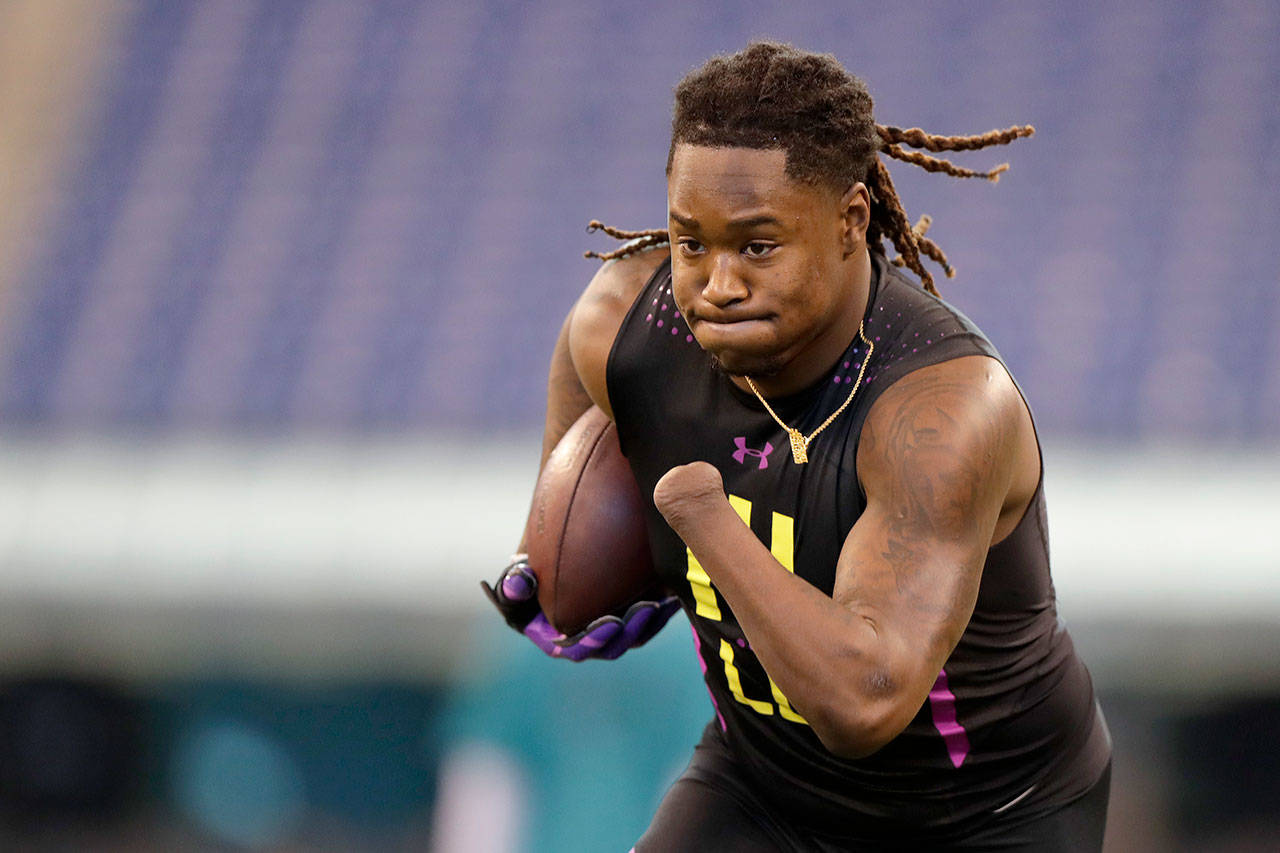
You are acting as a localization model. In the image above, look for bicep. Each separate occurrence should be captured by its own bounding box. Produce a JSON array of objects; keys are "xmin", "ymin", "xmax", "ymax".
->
[{"xmin": 834, "ymin": 356, "xmax": 1023, "ymax": 689}]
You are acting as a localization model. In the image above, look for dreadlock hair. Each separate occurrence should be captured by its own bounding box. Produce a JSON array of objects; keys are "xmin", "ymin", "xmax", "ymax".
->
[{"xmin": 585, "ymin": 41, "xmax": 1034, "ymax": 296}]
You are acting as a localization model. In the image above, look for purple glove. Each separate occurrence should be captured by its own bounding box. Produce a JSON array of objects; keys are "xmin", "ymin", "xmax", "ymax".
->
[{"xmin": 481, "ymin": 556, "xmax": 681, "ymax": 661}]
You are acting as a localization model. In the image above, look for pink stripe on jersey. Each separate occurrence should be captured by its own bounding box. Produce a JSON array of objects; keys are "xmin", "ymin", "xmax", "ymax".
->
[
  {"xmin": 929, "ymin": 669, "xmax": 970, "ymax": 768},
  {"xmin": 690, "ymin": 626, "xmax": 727, "ymax": 732}
]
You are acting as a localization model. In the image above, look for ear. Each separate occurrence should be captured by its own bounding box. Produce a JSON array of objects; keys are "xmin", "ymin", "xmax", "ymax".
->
[{"xmin": 839, "ymin": 182, "xmax": 871, "ymax": 257}]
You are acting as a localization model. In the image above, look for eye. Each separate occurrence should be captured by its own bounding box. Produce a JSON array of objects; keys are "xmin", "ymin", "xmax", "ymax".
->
[
  {"xmin": 676, "ymin": 237, "xmax": 705, "ymax": 256},
  {"xmin": 743, "ymin": 241, "xmax": 776, "ymax": 258}
]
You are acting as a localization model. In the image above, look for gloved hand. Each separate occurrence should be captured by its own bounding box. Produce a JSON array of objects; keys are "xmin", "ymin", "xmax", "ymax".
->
[{"xmin": 482, "ymin": 555, "xmax": 681, "ymax": 661}]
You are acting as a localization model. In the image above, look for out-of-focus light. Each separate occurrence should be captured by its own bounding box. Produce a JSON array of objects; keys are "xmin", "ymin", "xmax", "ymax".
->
[{"xmin": 169, "ymin": 716, "xmax": 305, "ymax": 849}]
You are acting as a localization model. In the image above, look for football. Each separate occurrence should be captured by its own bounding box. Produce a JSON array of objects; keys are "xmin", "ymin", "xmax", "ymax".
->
[{"xmin": 523, "ymin": 405, "xmax": 656, "ymax": 635}]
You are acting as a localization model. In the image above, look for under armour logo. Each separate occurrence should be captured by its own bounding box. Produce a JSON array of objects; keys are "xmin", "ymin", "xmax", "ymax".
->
[{"xmin": 732, "ymin": 437, "xmax": 774, "ymax": 469}]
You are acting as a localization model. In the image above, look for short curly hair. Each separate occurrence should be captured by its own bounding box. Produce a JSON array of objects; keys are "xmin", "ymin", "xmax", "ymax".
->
[
  {"xmin": 589, "ymin": 41, "xmax": 1034, "ymax": 296},
  {"xmin": 666, "ymin": 42, "xmax": 880, "ymax": 192}
]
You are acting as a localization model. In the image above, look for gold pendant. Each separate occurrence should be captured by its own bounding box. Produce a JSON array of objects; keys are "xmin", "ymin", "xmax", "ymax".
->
[
  {"xmin": 787, "ymin": 429, "xmax": 809, "ymax": 464},
  {"xmin": 745, "ymin": 323, "xmax": 872, "ymax": 468}
]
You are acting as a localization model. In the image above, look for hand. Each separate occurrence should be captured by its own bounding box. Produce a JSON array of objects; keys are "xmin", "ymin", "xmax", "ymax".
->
[
  {"xmin": 520, "ymin": 597, "xmax": 682, "ymax": 661},
  {"xmin": 482, "ymin": 556, "xmax": 681, "ymax": 661},
  {"xmin": 480, "ymin": 555, "xmax": 543, "ymax": 632}
]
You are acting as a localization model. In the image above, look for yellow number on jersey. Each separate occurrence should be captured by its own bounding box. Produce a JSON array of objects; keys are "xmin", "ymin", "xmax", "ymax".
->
[{"xmin": 687, "ymin": 494, "xmax": 807, "ymax": 726}]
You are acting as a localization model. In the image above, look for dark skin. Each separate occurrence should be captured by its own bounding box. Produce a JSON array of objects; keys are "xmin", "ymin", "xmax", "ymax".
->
[
  {"xmin": 544, "ymin": 144, "xmax": 1039, "ymax": 758},
  {"xmin": 666, "ymin": 146, "xmax": 871, "ymax": 396}
]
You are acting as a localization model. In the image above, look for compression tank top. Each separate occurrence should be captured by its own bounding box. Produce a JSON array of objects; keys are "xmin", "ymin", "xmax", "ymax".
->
[{"xmin": 606, "ymin": 253, "xmax": 1110, "ymax": 834}]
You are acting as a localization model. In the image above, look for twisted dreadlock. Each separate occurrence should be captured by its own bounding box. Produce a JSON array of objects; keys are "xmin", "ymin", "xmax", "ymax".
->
[{"xmin": 585, "ymin": 42, "xmax": 1034, "ymax": 296}]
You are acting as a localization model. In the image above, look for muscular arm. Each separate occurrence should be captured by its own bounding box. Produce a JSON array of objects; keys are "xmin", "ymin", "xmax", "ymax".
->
[
  {"xmin": 519, "ymin": 247, "xmax": 669, "ymax": 546},
  {"xmin": 537, "ymin": 309, "xmax": 595, "ymax": 470},
  {"xmin": 654, "ymin": 355, "xmax": 1034, "ymax": 758}
]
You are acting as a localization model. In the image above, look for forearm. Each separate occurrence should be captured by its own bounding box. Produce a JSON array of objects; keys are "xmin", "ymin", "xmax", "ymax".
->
[
  {"xmin": 539, "ymin": 309, "xmax": 595, "ymax": 469},
  {"xmin": 517, "ymin": 310, "xmax": 595, "ymax": 553},
  {"xmin": 657, "ymin": 471, "xmax": 906, "ymax": 757}
]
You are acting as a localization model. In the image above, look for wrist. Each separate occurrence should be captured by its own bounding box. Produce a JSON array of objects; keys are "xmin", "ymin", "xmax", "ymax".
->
[{"xmin": 654, "ymin": 461, "xmax": 727, "ymax": 533}]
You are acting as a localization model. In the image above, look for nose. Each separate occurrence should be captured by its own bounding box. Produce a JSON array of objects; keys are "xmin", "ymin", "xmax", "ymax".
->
[{"xmin": 702, "ymin": 253, "xmax": 749, "ymax": 307}]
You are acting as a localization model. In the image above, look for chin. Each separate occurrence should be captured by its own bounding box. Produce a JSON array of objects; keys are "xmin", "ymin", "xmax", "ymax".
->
[
  {"xmin": 708, "ymin": 350, "xmax": 786, "ymax": 379},
  {"xmin": 692, "ymin": 326, "xmax": 789, "ymax": 379}
]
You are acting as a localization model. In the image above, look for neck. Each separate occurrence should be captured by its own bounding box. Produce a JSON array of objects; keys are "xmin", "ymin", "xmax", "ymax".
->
[{"xmin": 731, "ymin": 249, "xmax": 873, "ymax": 398}]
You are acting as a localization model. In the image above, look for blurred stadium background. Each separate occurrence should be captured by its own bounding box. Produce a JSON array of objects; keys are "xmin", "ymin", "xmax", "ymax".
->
[{"xmin": 0, "ymin": 0, "xmax": 1276, "ymax": 849}]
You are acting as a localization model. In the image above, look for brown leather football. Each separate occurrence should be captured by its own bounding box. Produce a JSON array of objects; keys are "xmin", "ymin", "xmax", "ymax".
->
[{"xmin": 523, "ymin": 406, "xmax": 656, "ymax": 634}]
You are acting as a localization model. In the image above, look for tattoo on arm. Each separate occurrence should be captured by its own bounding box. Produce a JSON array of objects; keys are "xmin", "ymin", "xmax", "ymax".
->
[{"xmin": 852, "ymin": 363, "xmax": 1016, "ymax": 622}]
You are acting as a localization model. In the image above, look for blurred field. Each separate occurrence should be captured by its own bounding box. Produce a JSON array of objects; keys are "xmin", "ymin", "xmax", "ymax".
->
[{"xmin": 0, "ymin": 0, "xmax": 1276, "ymax": 849}]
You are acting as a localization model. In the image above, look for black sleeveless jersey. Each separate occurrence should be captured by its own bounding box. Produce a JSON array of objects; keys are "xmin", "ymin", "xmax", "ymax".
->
[{"xmin": 606, "ymin": 254, "xmax": 1110, "ymax": 836}]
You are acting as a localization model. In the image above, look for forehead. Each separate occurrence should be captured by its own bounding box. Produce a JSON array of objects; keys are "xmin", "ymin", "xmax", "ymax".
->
[{"xmin": 668, "ymin": 145, "xmax": 825, "ymax": 221}]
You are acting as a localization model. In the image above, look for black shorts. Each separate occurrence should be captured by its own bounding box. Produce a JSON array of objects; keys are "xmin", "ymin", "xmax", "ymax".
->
[{"xmin": 633, "ymin": 729, "xmax": 1110, "ymax": 852}]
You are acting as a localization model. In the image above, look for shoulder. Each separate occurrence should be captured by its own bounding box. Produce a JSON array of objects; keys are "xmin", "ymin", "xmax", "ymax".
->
[
  {"xmin": 857, "ymin": 260, "xmax": 1012, "ymax": 462},
  {"xmin": 575, "ymin": 245, "xmax": 670, "ymax": 332},
  {"xmin": 861, "ymin": 355, "xmax": 1024, "ymax": 455},
  {"xmin": 569, "ymin": 246, "xmax": 671, "ymax": 416},
  {"xmin": 856, "ymin": 354, "xmax": 1037, "ymax": 539}
]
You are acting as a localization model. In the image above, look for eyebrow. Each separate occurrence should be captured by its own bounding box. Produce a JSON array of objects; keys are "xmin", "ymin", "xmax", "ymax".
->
[
  {"xmin": 668, "ymin": 211, "xmax": 784, "ymax": 230},
  {"xmin": 668, "ymin": 211, "xmax": 699, "ymax": 229}
]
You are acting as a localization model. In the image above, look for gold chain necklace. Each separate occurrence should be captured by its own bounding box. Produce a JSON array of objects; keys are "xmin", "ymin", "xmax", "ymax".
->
[{"xmin": 744, "ymin": 323, "xmax": 874, "ymax": 464}]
